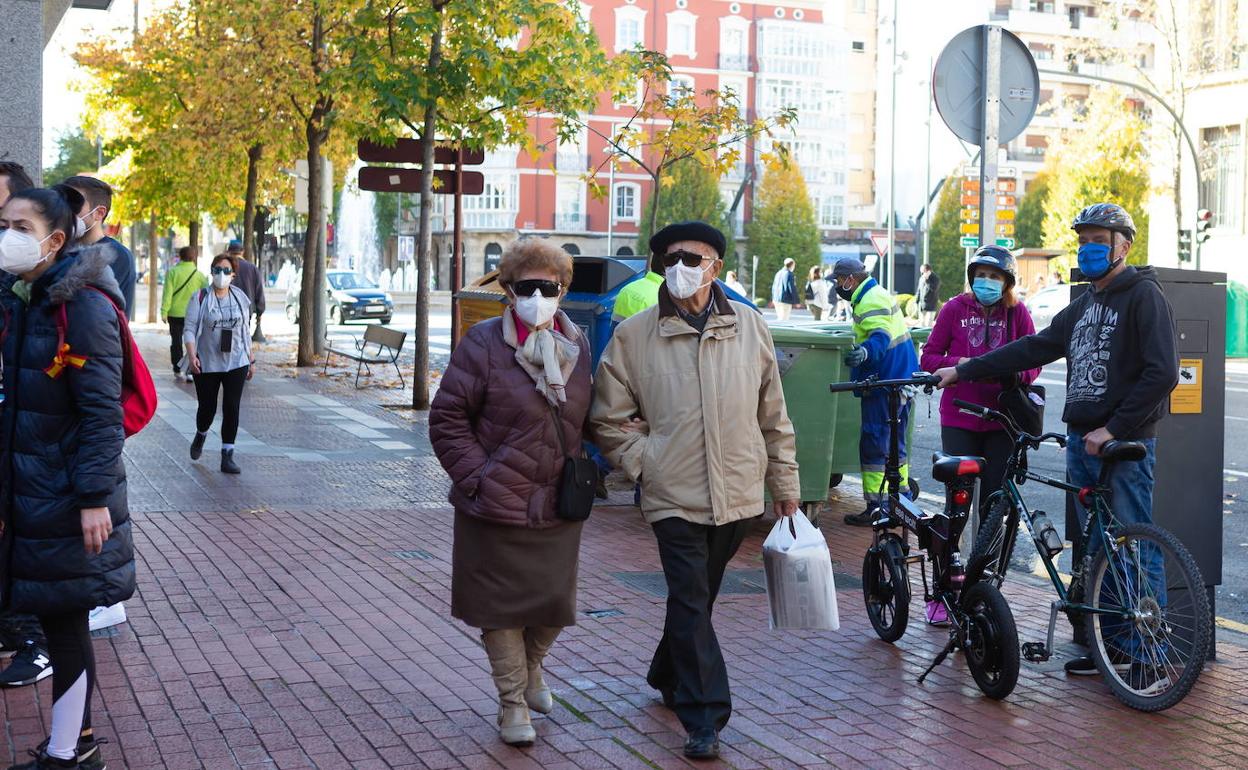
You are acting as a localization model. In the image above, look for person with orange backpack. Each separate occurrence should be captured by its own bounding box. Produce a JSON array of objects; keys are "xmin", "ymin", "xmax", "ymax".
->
[{"xmin": 0, "ymin": 185, "xmax": 134, "ymax": 770}]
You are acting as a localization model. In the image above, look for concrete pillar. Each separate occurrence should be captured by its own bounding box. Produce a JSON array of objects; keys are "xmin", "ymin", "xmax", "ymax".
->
[{"xmin": 0, "ymin": 0, "xmax": 47, "ymax": 183}]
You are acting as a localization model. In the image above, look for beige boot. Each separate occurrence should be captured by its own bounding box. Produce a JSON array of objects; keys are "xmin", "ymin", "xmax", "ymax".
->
[
  {"xmin": 523, "ymin": 626, "xmax": 561, "ymax": 714},
  {"xmin": 482, "ymin": 629, "xmax": 536, "ymax": 746}
]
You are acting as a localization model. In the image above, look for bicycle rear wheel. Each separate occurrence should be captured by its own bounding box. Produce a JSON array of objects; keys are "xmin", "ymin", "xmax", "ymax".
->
[
  {"xmin": 862, "ymin": 533, "xmax": 910, "ymax": 642},
  {"xmin": 965, "ymin": 492, "xmax": 1018, "ymax": 588},
  {"xmin": 960, "ymin": 581, "xmax": 1020, "ymax": 700},
  {"xmin": 1086, "ymin": 522, "xmax": 1211, "ymax": 711}
]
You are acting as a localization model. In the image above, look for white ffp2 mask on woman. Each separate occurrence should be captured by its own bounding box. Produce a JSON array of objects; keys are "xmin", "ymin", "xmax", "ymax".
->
[{"xmin": 514, "ymin": 290, "xmax": 559, "ymax": 328}]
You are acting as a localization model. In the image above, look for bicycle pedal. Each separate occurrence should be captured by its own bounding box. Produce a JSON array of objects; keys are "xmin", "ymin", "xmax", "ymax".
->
[{"xmin": 1021, "ymin": 642, "xmax": 1050, "ymax": 662}]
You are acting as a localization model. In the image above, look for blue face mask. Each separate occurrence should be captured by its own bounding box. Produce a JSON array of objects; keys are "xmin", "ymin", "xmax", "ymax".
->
[
  {"xmin": 1077, "ymin": 241, "xmax": 1115, "ymax": 280},
  {"xmin": 971, "ymin": 277, "xmax": 1003, "ymax": 306}
]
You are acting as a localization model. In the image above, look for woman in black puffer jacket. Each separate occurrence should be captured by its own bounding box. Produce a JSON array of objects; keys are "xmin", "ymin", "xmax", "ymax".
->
[{"xmin": 0, "ymin": 187, "xmax": 132, "ymax": 770}]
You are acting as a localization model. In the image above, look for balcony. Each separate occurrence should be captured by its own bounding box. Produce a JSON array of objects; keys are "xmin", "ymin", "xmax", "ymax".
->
[
  {"xmin": 463, "ymin": 211, "xmax": 517, "ymax": 230},
  {"xmin": 555, "ymin": 212, "xmax": 589, "ymax": 232},
  {"xmin": 718, "ymin": 53, "xmax": 752, "ymax": 71},
  {"xmin": 556, "ymin": 148, "xmax": 587, "ymax": 173},
  {"xmin": 1007, "ymin": 146, "xmax": 1047, "ymax": 162}
]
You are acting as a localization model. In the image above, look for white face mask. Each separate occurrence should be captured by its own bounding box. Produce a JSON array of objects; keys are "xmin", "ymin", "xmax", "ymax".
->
[
  {"xmin": 514, "ymin": 290, "xmax": 559, "ymax": 328},
  {"xmin": 73, "ymin": 208, "xmax": 102, "ymax": 240},
  {"xmin": 0, "ymin": 229, "xmax": 53, "ymax": 276},
  {"xmin": 665, "ymin": 263, "xmax": 712, "ymax": 299},
  {"xmin": 212, "ymin": 272, "xmax": 233, "ymax": 290}
]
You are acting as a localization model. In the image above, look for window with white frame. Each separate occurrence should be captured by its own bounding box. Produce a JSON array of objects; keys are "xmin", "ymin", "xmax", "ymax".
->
[
  {"xmin": 667, "ymin": 10, "xmax": 697, "ymax": 58},
  {"xmin": 719, "ymin": 17, "xmax": 750, "ymax": 70},
  {"xmin": 615, "ymin": 6, "xmax": 645, "ymax": 51},
  {"xmin": 613, "ymin": 183, "xmax": 639, "ymax": 222},
  {"xmin": 1201, "ymin": 125, "xmax": 1242, "ymax": 230},
  {"xmin": 818, "ymin": 194, "xmax": 846, "ymax": 229},
  {"xmin": 612, "ymin": 122, "xmax": 644, "ymax": 163},
  {"xmin": 463, "ymin": 174, "xmax": 517, "ymax": 229},
  {"xmin": 556, "ymin": 179, "xmax": 585, "ymax": 230},
  {"xmin": 669, "ymin": 74, "xmax": 696, "ymax": 98}
]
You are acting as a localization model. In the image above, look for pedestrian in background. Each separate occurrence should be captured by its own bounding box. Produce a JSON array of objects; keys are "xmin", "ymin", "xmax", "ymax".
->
[
  {"xmin": 771, "ymin": 257, "xmax": 798, "ymax": 320},
  {"xmin": 0, "ymin": 186, "xmax": 134, "ymax": 770},
  {"xmin": 429, "ymin": 239, "xmax": 591, "ymax": 748},
  {"xmin": 724, "ymin": 270, "xmax": 747, "ymax": 298},
  {"xmin": 920, "ymin": 246, "xmax": 1038, "ymax": 623},
  {"xmin": 804, "ymin": 265, "xmax": 831, "ymax": 321},
  {"xmin": 227, "ymin": 240, "xmax": 267, "ymax": 343},
  {"xmin": 161, "ymin": 246, "xmax": 207, "ymax": 383},
  {"xmin": 184, "ymin": 253, "xmax": 255, "ymax": 475},
  {"xmin": 63, "ymin": 176, "xmax": 136, "ymax": 320},
  {"xmin": 917, "ymin": 262, "xmax": 941, "ymax": 326},
  {"xmin": 591, "ymin": 221, "xmax": 800, "ymax": 761}
]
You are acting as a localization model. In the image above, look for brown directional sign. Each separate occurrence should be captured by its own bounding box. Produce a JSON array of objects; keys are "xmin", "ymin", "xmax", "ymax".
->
[
  {"xmin": 357, "ymin": 139, "xmax": 485, "ymax": 166},
  {"xmin": 358, "ymin": 167, "xmax": 485, "ymax": 195}
]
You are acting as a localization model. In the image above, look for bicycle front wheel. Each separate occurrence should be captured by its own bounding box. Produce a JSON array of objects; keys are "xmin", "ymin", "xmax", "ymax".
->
[
  {"xmin": 1086, "ymin": 522, "xmax": 1211, "ymax": 711},
  {"xmin": 965, "ymin": 492, "xmax": 1018, "ymax": 588},
  {"xmin": 960, "ymin": 581, "xmax": 1020, "ymax": 700},
  {"xmin": 862, "ymin": 533, "xmax": 910, "ymax": 643}
]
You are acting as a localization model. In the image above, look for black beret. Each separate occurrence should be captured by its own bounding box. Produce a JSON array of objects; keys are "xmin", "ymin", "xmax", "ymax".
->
[{"xmin": 648, "ymin": 220, "xmax": 727, "ymax": 260}]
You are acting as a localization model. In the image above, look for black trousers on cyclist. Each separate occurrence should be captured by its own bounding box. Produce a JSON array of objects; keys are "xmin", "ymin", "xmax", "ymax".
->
[
  {"xmin": 39, "ymin": 610, "xmax": 95, "ymax": 761},
  {"xmin": 647, "ymin": 515, "xmax": 755, "ymax": 735},
  {"xmin": 941, "ymin": 426, "xmax": 1013, "ymax": 507},
  {"xmin": 194, "ymin": 366, "xmax": 249, "ymax": 443}
]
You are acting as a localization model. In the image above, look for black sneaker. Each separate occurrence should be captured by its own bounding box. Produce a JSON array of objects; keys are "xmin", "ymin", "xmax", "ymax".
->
[
  {"xmin": 190, "ymin": 432, "xmax": 206, "ymax": 461},
  {"xmin": 844, "ymin": 505, "xmax": 879, "ymax": 527},
  {"xmin": 1063, "ymin": 651, "xmax": 1130, "ymax": 676},
  {"xmin": 683, "ymin": 728, "xmax": 720, "ymax": 760},
  {"xmin": 1128, "ymin": 661, "xmax": 1171, "ymax": 695},
  {"xmin": 33, "ymin": 736, "xmax": 108, "ymax": 770},
  {"xmin": 6, "ymin": 747, "xmax": 78, "ymax": 769},
  {"xmin": 0, "ymin": 642, "xmax": 52, "ymax": 687}
]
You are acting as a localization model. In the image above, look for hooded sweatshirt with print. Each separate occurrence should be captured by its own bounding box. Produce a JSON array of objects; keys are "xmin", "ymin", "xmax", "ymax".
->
[{"xmin": 956, "ymin": 266, "xmax": 1178, "ymax": 439}]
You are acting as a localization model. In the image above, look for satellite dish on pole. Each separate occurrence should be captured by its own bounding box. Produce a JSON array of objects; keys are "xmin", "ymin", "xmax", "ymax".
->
[{"xmin": 933, "ymin": 26, "xmax": 1039, "ymax": 145}]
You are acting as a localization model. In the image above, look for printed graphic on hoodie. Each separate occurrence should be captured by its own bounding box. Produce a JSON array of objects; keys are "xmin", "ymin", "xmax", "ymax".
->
[{"xmin": 1068, "ymin": 301, "xmax": 1119, "ymax": 403}]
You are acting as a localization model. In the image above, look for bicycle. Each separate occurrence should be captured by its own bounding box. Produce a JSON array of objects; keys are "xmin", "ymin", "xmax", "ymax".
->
[
  {"xmin": 829, "ymin": 374, "xmax": 1019, "ymax": 699},
  {"xmin": 957, "ymin": 398, "xmax": 1211, "ymax": 711}
]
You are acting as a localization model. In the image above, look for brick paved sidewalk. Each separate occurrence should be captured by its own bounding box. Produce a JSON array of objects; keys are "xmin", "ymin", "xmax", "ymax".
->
[{"xmin": 0, "ymin": 331, "xmax": 1245, "ymax": 769}]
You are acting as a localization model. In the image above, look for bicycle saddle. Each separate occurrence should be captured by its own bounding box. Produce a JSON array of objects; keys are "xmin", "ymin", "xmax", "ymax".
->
[
  {"xmin": 1099, "ymin": 440, "xmax": 1147, "ymax": 463},
  {"xmin": 930, "ymin": 452, "xmax": 985, "ymax": 483}
]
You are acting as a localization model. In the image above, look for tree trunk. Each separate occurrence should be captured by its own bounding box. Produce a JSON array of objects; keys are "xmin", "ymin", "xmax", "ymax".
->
[
  {"xmin": 147, "ymin": 213, "xmax": 159, "ymax": 324},
  {"xmin": 648, "ymin": 174, "xmax": 663, "ymax": 243},
  {"xmin": 412, "ymin": 5, "xmax": 446, "ymax": 410},
  {"xmin": 188, "ymin": 219, "xmax": 200, "ymax": 258},
  {"xmin": 298, "ymin": 127, "xmax": 327, "ymax": 366},
  {"xmin": 243, "ymin": 143, "xmax": 263, "ymax": 261}
]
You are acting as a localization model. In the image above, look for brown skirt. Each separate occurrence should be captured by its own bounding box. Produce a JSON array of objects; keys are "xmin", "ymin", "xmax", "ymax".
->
[{"xmin": 451, "ymin": 508, "xmax": 583, "ymax": 629}]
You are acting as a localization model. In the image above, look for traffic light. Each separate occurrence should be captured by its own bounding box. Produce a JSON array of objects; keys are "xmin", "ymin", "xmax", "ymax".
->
[
  {"xmin": 1196, "ymin": 208, "xmax": 1214, "ymax": 244},
  {"xmin": 1178, "ymin": 228, "xmax": 1192, "ymax": 262}
]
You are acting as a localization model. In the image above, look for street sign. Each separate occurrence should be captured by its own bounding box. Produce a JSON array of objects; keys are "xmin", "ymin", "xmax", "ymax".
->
[
  {"xmin": 869, "ymin": 232, "xmax": 891, "ymax": 258},
  {"xmin": 996, "ymin": 237, "xmax": 1015, "ymax": 248},
  {"xmin": 959, "ymin": 236, "xmax": 1016, "ymax": 249},
  {"xmin": 398, "ymin": 235, "xmax": 415, "ymax": 263},
  {"xmin": 960, "ymin": 194, "xmax": 1016, "ymax": 207},
  {"xmin": 996, "ymin": 223, "xmax": 1015, "ymax": 235},
  {"xmin": 933, "ymin": 27, "xmax": 1040, "ymax": 145},
  {"xmin": 358, "ymin": 167, "xmax": 485, "ymax": 195},
  {"xmin": 357, "ymin": 139, "xmax": 486, "ymax": 166},
  {"xmin": 997, "ymin": 209, "xmax": 1016, "ymax": 220},
  {"xmin": 960, "ymin": 222, "xmax": 979, "ymax": 235},
  {"xmin": 962, "ymin": 207, "xmax": 979, "ymax": 220}
]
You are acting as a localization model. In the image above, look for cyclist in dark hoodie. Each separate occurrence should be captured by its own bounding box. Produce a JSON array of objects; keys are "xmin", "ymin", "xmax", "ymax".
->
[{"xmin": 933, "ymin": 202, "xmax": 1179, "ymax": 691}]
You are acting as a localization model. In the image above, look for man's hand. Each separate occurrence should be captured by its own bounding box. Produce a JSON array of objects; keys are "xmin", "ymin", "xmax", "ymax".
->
[
  {"xmin": 843, "ymin": 345, "xmax": 868, "ymax": 368},
  {"xmin": 773, "ymin": 499, "xmax": 800, "ymax": 518},
  {"xmin": 620, "ymin": 416, "xmax": 648, "ymax": 435},
  {"xmin": 82, "ymin": 507, "xmax": 112, "ymax": 555},
  {"xmin": 933, "ymin": 366, "xmax": 960, "ymax": 388},
  {"xmin": 247, "ymin": 362, "xmax": 255, "ymax": 381},
  {"xmin": 1084, "ymin": 427, "xmax": 1114, "ymax": 456},
  {"xmin": 189, "ymin": 355, "xmax": 202, "ymax": 375}
]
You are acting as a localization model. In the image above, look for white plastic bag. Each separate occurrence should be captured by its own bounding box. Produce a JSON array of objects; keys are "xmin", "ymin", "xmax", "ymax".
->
[{"xmin": 763, "ymin": 513, "xmax": 840, "ymax": 630}]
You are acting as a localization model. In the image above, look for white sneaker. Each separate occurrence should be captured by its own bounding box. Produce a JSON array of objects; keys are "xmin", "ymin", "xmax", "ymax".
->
[{"xmin": 88, "ymin": 602, "xmax": 127, "ymax": 632}]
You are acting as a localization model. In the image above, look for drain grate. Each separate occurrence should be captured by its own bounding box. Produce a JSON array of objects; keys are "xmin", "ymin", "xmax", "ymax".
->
[
  {"xmin": 612, "ymin": 569, "xmax": 767, "ymax": 598},
  {"xmin": 584, "ymin": 608, "xmax": 624, "ymax": 619},
  {"xmin": 393, "ymin": 549, "xmax": 433, "ymax": 560}
]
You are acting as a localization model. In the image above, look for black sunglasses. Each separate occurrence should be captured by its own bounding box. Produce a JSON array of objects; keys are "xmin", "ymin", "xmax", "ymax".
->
[
  {"xmin": 661, "ymin": 249, "xmax": 713, "ymax": 269},
  {"xmin": 511, "ymin": 279, "xmax": 561, "ymax": 298},
  {"xmin": 211, "ymin": 266, "xmax": 233, "ymax": 275}
]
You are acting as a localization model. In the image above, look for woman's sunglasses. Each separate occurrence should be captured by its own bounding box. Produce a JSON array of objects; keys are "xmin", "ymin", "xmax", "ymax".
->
[
  {"xmin": 510, "ymin": 279, "xmax": 561, "ymax": 298},
  {"xmin": 211, "ymin": 266, "xmax": 233, "ymax": 275},
  {"xmin": 661, "ymin": 249, "xmax": 713, "ymax": 269}
]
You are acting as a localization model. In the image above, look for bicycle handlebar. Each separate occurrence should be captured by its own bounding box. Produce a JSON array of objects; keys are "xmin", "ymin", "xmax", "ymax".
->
[
  {"xmin": 828, "ymin": 373, "xmax": 941, "ymax": 394},
  {"xmin": 953, "ymin": 398, "xmax": 1066, "ymax": 449}
]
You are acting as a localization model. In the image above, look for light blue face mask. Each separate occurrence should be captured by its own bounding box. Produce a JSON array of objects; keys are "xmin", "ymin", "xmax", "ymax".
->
[{"xmin": 972, "ymin": 277, "xmax": 1003, "ymax": 306}]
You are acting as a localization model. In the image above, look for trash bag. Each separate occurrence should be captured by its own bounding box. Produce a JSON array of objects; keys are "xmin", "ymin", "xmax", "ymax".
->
[{"xmin": 763, "ymin": 514, "xmax": 840, "ymax": 630}]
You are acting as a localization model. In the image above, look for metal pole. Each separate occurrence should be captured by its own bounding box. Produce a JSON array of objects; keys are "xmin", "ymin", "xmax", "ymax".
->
[
  {"xmin": 452, "ymin": 148, "xmax": 464, "ymax": 350},
  {"xmin": 978, "ymin": 26, "xmax": 1002, "ymax": 265},
  {"xmin": 607, "ymin": 158, "xmax": 615, "ymax": 256},
  {"xmin": 923, "ymin": 57, "xmax": 933, "ymax": 265},
  {"xmin": 886, "ymin": 0, "xmax": 898, "ymax": 290}
]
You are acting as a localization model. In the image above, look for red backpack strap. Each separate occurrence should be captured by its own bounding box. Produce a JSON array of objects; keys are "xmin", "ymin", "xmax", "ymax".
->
[{"xmin": 45, "ymin": 302, "xmax": 86, "ymax": 378}]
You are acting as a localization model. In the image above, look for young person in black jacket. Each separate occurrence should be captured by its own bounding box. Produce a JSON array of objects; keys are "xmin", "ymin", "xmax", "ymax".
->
[{"xmin": 933, "ymin": 203, "xmax": 1179, "ymax": 690}]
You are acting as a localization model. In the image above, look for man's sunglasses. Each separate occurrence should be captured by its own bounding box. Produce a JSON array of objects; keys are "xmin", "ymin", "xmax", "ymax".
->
[
  {"xmin": 510, "ymin": 279, "xmax": 561, "ymax": 298},
  {"xmin": 211, "ymin": 266, "xmax": 233, "ymax": 275},
  {"xmin": 661, "ymin": 249, "xmax": 714, "ymax": 269}
]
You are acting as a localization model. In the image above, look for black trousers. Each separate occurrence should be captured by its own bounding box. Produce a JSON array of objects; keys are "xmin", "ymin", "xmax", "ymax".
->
[
  {"xmin": 0, "ymin": 609, "xmax": 46, "ymax": 649},
  {"xmin": 168, "ymin": 316, "xmax": 186, "ymax": 373},
  {"xmin": 40, "ymin": 611, "xmax": 94, "ymax": 742},
  {"xmin": 194, "ymin": 366, "xmax": 249, "ymax": 444},
  {"xmin": 941, "ymin": 426, "xmax": 1014, "ymax": 507},
  {"xmin": 647, "ymin": 515, "xmax": 755, "ymax": 734}
]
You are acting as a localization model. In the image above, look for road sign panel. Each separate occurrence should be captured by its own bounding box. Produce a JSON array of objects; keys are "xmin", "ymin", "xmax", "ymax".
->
[
  {"xmin": 996, "ymin": 237, "xmax": 1016, "ymax": 248},
  {"xmin": 962, "ymin": 208, "xmax": 980, "ymax": 221},
  {"xmin": 960, "ymin": 222, "xmax": 979, "ymax": 235},
  {"xmin": 960, "ymin": 236, "xmax": 979, "ymax": 248},
  {"xmin": 998, "ymin": 179, "xmax": 1017, "ymax": 193},
  {"xmin": 962, "ymin": 179, "xmax": 980, "ymax": 192},
  {"xmin": 997, "ymin": 209, "xmax": 1016, "ymax": 220},
  {"xmin": 358, "ymin": 167, "xmax": 486, "ymax": 195},
  {"xmin": 961, "ymin": 194, "xmax": 1016, "ymax": 208},
  {"xmin": 358, "ymin": 139, "xmax": 486, "ymax": 166},
  {"xmin": 934, "ymin": 26, "xmax": 1040, "ymax": 145},
  {"xmin": 996, "ymin": 223, "xmax": 1015, "ymax": 235}
]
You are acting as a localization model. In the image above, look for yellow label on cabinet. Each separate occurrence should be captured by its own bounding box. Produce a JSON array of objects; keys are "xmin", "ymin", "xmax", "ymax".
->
[{"xmin": 1170, "ymin": 358, "xmax": 1202, "ymax": 414}]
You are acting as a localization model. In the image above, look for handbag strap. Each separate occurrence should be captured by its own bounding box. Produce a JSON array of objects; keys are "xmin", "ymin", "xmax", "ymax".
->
[{"xmin": 546, "ymin": 402, "xmax": 570, "ymax": 461}]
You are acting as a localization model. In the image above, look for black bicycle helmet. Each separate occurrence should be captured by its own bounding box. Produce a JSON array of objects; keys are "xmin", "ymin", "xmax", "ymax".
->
[
  {"xmin": 967, "ymin": 244, "xmax": 1016, "ymax": 288},
  {"xmin": 1071, "ymin": 202, "xmax": 1136, "ymax": 242}
]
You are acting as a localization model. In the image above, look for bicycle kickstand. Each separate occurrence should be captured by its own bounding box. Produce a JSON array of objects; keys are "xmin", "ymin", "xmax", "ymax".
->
[
  {"xmin": 1022, "ymin": 600, "xmax": 1061, "ymax": 663},
  {"xmin": 917, "ymin": 637, "xmax": 958, "ymax": 684}
]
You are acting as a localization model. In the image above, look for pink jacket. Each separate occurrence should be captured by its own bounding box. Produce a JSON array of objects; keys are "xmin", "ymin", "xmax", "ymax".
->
[{"xmin": 920, "ymin": 293, "xmax": 1041, "ymax": 432}]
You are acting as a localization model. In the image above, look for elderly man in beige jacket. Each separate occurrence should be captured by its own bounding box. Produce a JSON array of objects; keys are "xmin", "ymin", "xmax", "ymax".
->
[{"xmin": 591, "ymin": 221, "xmax": 800, "ymax": 761}]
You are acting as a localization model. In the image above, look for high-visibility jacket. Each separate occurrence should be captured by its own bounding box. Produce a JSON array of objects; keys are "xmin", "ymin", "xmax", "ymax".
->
[
  {"xmin": 611, "ymin": 271, "xmax": 664, "ymax": 323},
  {"xmin": 848, "ymin": 277, "xmax": 918, "ymax": 380}
]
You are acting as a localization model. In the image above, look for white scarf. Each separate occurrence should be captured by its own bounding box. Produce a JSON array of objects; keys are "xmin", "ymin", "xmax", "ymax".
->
[{"xmin": 504, "ymin": 310, "xmax": 580, "ymax": 406}]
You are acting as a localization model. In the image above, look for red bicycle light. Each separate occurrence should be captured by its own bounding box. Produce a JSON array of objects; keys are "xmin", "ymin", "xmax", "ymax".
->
[
  {"xmin": 1078, "ymin": 487, "xmax": 1094, "ymax": 506},
  {"xmin": 954, "ymin": 489, "xmax": 970, "ymax": 506},
  {"xmin": 958, "ymin": 460, "xmax": 982, "ymax": 476}
]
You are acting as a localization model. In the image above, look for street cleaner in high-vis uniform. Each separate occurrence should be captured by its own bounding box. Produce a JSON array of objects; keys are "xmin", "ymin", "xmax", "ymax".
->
[{"xmin": 831, "ymin": 257, "xmax": 919, "ymax": 526}]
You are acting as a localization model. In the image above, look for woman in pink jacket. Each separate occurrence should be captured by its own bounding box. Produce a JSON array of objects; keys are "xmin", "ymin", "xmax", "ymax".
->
[{"xmin": 920, "ymin": 246, "xmax": 1040, "ymax": 620}]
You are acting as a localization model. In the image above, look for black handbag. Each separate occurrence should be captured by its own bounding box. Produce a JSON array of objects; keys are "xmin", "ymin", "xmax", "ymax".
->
[
  {"xmin": 997, "ymin": 309, "xmax": 1046, "ymax": 435},
  {"xmin": 547, "ymin": 403, "xmax": 596, "ymax": 521}
]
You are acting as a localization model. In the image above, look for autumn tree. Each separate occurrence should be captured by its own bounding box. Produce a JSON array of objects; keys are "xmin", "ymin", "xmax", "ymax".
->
[
  {"xmin": 635, "ymin": 158, "xmax": 730, "ymax": 251},
  {"xmin": 747, "ymin": 157, "xmax": 820, "ymax": 298},
  {"xmin": 1041, "ymin": 88, "xmax": 1151, "ymax": 264},
  {"xmin": 1015, "ymin": 172, "xmax": 1050, "ymax": 249},
  {"xmin": 927, "ymin": 170, "xmax": 966, "ymax": 300}
]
